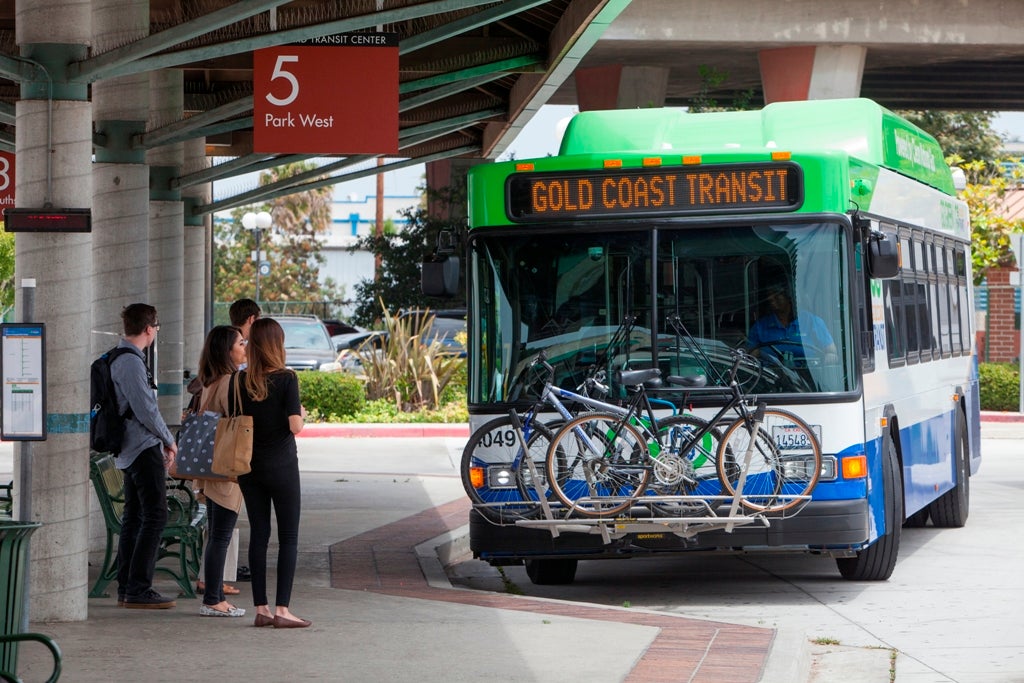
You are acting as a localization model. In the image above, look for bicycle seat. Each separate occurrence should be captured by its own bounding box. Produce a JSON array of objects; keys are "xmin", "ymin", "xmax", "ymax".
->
[
  {"xmin": 616, "ymin": 368, "xmax": 662, "ymax": 387},
  {"xmin": 666, "ymin": 374, "xmax": 708, "ymax": 388}
]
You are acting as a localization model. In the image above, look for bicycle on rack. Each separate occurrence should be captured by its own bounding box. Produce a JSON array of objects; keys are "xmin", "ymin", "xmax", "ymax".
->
[
  {"xmin": 543, "ymin": 322, "xmax": 823, "ymax": 518},
  {"xmin": 460, "ymin": 317, "xmax": 637, "ymax": 523},
  {"xmin": 461, "ymin": 349, "xmax": 723, "ymax": 521}
]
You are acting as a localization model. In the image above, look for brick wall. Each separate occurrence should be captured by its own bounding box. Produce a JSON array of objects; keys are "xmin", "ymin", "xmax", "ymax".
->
[{"xmin": 981, "ymin": 265, "xmax": 1021, "ymax": 362}]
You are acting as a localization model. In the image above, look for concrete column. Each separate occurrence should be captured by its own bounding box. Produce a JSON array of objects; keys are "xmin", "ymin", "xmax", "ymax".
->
[
  {"xmin": 92, "ymin": 0, "xmax": 149, "ymax": 355},
  {"xmin": 574, "ymin": 64, "xmax": 669, "ymax": 111},
  {"xmin": 147, "ymin": 70, "xmax": 185, "ymax": 425},
  {"xmin": 181, "ymin": 137, "xmax": 210, "ymax": 375},
  {"xmin": 15, "ymin": 5, "xmax": 92, "ymax": 621},
  {"xmin": 758, "ymin": 45, "xmax": 867, "ymax": 103}
]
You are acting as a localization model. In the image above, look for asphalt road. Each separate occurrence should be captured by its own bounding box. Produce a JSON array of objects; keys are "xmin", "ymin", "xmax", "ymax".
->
[{"xmin": 449, "ymin": 422, "xmax": 1024, "ymax": 683}]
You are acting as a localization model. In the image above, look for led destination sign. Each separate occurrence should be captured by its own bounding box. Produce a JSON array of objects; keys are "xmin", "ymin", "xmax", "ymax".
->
[{"xmin": 507, "ymin": 163, "xmax": 802, "ymax": 221}]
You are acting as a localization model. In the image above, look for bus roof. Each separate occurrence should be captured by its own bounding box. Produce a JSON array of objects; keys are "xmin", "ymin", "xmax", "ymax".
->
[{"xmin": 558, "ymin": 98, "xmax": 954, "ymax": 195}]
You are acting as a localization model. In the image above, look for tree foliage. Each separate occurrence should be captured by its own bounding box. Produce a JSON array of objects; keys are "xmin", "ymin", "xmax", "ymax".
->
[
  {"xmin": 215, "ymin": 161, "xmax": 342, "ymax": 305},
  {"xmin": 347, "ymin": 186, "xmax": 466, "ymax": 326},
  {"xmin": 0, "ymin": 228, "xmax": 13, "ymax": 321},
  {"xmin": 951, "ymin": 156, "xmax": 1024, "ymax": 284},
  {"xmin": 688, "ymin": 65, "xmax": 756, "ymax": 113}
]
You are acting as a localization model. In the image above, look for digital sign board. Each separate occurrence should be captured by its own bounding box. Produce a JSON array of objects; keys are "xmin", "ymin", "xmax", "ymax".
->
[
  {"xmin": 507, "ymin": 163, "xmax": 802, "ymax": 221},
  {"xmin": 3, "ymin": 208, "xmax": 92, "ymax": 233}
]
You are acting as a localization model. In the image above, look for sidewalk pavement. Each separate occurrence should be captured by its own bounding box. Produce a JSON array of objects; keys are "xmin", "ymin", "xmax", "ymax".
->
[{"xmin": 7, "ymin": 415, "xmax": 1021, "ymax": 682}]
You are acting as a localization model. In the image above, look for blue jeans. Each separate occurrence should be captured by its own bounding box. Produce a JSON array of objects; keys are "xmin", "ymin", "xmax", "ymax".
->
[
  {"xmin": 117, "ymin": 445, "xmax": 168, "ymax": 597},
  {"xmin": 203, "ymin": 498, "xmax": 240, "ymax": 605}
]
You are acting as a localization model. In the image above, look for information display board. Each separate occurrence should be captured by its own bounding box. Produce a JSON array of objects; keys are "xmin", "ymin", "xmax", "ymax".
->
[
  {"xmin": 507, "ymin": 163, "xmax": 803, "ymax": 221},
  {"xmin": 0, "ymin": 323, "xmax": 46, "ymax": 441},
  {"xmin": 253, "ymin": 32, "xmax": 399, "ymax": 154}
]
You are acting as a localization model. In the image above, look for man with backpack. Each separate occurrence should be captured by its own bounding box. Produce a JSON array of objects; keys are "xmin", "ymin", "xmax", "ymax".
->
[{"xmin": 108, "ymin": 303, "xmax": 178, "ymax": 609}]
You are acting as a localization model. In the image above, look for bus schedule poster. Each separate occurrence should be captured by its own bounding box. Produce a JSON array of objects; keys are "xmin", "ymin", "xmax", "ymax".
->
[{"xmin": 0, "ymin": 323, "xmax": 46, "ymax": 441}]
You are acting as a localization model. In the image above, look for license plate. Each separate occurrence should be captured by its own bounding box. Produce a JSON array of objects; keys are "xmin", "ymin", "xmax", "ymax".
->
[{"xmin": 771, "ymin": 424, "xmax": 821, "ymax": 451}]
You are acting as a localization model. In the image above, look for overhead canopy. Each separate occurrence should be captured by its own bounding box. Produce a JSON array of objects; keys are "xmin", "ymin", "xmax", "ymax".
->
[{"xmin": 0, "ymin": 0, "xmax": 630, "ymax": 215}]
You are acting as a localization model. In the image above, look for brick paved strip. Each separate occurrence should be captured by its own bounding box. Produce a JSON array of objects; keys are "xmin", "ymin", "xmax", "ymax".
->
[{"xmin": 329, "ymin": 497, "xmax": 772, "ymax": 683}]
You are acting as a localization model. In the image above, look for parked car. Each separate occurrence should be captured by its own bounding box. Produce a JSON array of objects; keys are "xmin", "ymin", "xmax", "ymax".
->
[
  {"xmin": 323, "ymin": 319, "xmax": 362, "ymax": 337},
  {"xmin": 400, "ymin": 309, "xmax": 466, "ymax": 356},
  {"xmin": 268, "ymin": 314, "xmax": 337, "ymax": 371}
]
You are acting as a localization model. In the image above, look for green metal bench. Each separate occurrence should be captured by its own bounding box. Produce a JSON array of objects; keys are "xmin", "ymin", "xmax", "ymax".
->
[
  {"xmin": 88, "ymin": 453, "xmax": 206, "ymax": 600},
  {"xmin": 1, "ymin": 520, "xmax": 62, "ymax": 682}
]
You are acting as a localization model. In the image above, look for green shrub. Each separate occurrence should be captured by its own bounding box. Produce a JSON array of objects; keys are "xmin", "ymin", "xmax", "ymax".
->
[
  {"xmin": 297, "ymin": 371, "xmax": 366, "ymax": 421},
  {"xmin": 979, "ymin": 362, "xmax": 1019, "ymax": 412}
]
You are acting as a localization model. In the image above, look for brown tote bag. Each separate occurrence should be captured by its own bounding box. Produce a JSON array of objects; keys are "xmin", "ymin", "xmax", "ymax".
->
[{"xmin": 212, "ymin": 372, "xmax": 254, "ymax": 477}]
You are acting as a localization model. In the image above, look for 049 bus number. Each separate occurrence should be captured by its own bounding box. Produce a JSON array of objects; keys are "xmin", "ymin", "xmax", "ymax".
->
[
  {"xmin": 772, "ymin": 424, "xmax": 821, "ymax": 451},
  {"xmin": 478, "ymin": 427, "xmax": 517, "ymax": 450}
]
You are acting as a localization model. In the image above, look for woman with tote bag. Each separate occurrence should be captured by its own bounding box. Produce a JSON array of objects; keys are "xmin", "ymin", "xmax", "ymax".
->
[
  {"xmin": 193, "ymin": 325, "xmax": 248, "ymax": 617},
  {"xmin": 235, "ymin": 318, "xmax": 310, "ymax": 629}
]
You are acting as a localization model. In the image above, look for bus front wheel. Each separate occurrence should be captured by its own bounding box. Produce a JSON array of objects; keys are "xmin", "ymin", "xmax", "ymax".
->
[{"xmin": 836, "ymin": 436, "xmax": 902, "ymax": 581}]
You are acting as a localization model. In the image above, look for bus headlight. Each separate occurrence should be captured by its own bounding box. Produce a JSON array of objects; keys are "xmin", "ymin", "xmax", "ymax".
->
[
  {"xmin": 819, "ymin": 455, "xmax": 837, "ymax": 481},
  {"xmin": 782, "ymin": 455, "xmax": 832, "ymax": 480},
  {"xmin": 487, "ymin": 466, "xmax": 516, "ymax": 489}
]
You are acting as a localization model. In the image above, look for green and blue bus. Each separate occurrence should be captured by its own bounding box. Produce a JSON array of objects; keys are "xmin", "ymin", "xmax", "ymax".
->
[{"xmin": 447, "ymin": 98, "xmax": 979, "ymax": 583}]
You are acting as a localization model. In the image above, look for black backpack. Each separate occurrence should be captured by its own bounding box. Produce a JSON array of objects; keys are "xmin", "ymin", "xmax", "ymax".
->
[{"xmin": 89, "ymin": 347, "xmax": 134, "ymax": 454}]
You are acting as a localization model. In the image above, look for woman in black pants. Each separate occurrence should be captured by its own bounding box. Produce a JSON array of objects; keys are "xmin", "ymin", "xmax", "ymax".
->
[
  {"xmin": 235, "ymin": 318, "xmax": 310, "ymax": 629},
  {"xmin": 194, "ymin": 325, "xmax": 248, "ymax": 617}
]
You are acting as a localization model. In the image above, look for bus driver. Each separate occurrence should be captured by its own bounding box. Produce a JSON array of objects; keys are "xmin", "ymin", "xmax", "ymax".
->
[{"xmin": 747, "ymin": 283, "xmax": 838, "ymax": 367}]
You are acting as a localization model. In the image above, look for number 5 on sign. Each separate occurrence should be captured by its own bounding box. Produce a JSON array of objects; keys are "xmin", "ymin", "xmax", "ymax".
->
[
  {"xmin": 253, "ymin": 35, "xmax": 398, "ymax": 155},
  {"xmin": 266, "ymin": 55, "xmax": 299, "ymax": 107}
]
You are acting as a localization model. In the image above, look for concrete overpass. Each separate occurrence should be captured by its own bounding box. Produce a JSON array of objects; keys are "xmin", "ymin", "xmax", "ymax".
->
[{"xmin": 2, "ymin": 0, "xmax": 1023, "ymax": 624}]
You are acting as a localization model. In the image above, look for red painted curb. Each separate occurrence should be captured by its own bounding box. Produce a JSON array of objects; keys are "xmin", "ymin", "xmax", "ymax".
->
[
  {"xmin": 298, "ymin": 423, "xmax": 470, "ymax": 438},
  {"xmin": 980, "ymin": 411, "xmax": 1024, "ymax": 423}
]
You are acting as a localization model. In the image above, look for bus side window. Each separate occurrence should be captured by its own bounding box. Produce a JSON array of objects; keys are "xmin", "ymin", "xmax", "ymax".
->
[{"xmin": 884, "ymin": 280, "xmax": 906, "ymax": 364}]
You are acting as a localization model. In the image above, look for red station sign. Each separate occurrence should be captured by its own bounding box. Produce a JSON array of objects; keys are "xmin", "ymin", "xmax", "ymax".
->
[
  {"xmin": 253, "ymin": 33, "xmax": 399, "ymax": 155},
  {"xmin": 0, "ymin": 151, "xmax": 15, "ymax": 212}
]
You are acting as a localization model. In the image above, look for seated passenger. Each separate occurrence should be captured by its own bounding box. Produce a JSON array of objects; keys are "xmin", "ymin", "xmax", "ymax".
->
[{"xmin": 747, "ymin": 284, "xmax": 837, "ymax": 367}]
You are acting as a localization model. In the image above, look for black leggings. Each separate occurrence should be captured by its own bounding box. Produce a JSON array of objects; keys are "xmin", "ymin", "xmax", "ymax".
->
[
  {"xmin": 202, "ymin": 498, "xmax": 239, "ymax": 606},
  {"xmin": 238, "ymin": 463, "xmax": 301, "ymax": 608}
]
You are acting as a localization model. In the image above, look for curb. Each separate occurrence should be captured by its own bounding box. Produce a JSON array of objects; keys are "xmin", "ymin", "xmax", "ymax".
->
[
  {"xmin": 298, "ymin": 422, "xmax": 469, "ymax": 438},
  {"xmin": 980, "ymin": 410, "xmax": 1024, "ymax": 423}
]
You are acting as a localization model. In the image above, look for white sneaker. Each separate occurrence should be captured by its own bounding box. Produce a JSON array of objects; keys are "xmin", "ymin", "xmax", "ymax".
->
[{"xmin": 199, "ymin": 604, "xmax": 246, "ymax": 617}]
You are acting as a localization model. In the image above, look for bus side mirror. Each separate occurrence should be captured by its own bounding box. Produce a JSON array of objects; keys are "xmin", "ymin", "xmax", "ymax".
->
[
  {"xmin": 868, "ymin": 232, "xmax": 899, "ymax": 279},
  {"xmin": 422, "ymin": 254, "xmax": 460, "ymax": 297}
]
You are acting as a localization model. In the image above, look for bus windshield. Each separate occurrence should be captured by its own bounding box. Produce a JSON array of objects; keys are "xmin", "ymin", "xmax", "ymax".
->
[{"xmin": 468, "ymin": 220, "xmax": 855, "ymax": 405}]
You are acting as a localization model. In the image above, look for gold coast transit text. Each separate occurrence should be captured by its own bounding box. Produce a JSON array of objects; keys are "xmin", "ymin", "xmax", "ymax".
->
[{"xmin": 508, "ymin": 163, "xmax": 801, "ymax": 220}]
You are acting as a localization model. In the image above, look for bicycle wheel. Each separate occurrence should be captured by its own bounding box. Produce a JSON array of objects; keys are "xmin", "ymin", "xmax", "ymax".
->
[
  {"xmin": 716, "ymin": 408, "xmax": 821, "ymax": 513},
  {"xmin": 545, "ymin": 412, "xmax": 651, "ymax": 517},
  {"xmin": 643, "ymin": 415, "xmax": 725, "ymax": 516},
  {"xmin": 460, "ymin": 415, "xmax": 554, "ymax": 522}
]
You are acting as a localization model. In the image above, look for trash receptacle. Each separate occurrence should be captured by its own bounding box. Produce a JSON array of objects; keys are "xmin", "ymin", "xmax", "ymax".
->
[{"xmin": 0, "ymin": 520, "xmax": 41, "ymax": 674}]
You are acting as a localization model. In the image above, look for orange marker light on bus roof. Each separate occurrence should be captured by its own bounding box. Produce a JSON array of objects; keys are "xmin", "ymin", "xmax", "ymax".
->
[
  {"xmin": 771, "ymin": 151, "xmax": 792, "ymax": 161},
  {"xmin": 642, "ymin": 157, "xmax": 662, "ymax": 167},
  {"xmin": 468, "ymin": 466, "xmax": 485, "ymax": 489},
  {"xmin": 842, "ymin": 455, "xmax": 868, "ymax": 479},
  {"xmin": 682, "ymin": 155, "xmax": 701, "ymax": 165},
  {"xmin": 603, "ymin": 159, "xmax": 623, "ymax": 168},
  {"xmin": 515, "ymin": 163, "xmax": 534, "ymax": 172}
]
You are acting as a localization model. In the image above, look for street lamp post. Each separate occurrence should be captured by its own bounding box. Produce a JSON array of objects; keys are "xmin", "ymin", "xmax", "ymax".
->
[{"xmin": 242, "ymin": 210, "xmax": 272, "ymax": 303}]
